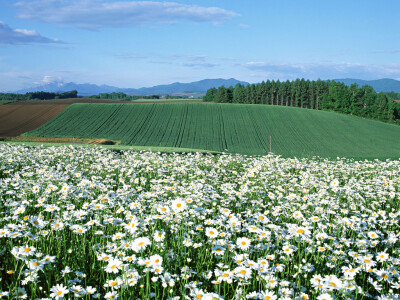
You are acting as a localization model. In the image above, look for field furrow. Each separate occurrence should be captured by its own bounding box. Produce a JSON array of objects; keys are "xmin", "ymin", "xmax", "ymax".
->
[{"xmin": 23, "ymin": 103, "xmax": 400, "ymax": 158}]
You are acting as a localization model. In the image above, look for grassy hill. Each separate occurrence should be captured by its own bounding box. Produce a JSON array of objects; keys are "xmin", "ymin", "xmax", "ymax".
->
[{"xmin": 24, "ymin": 103, "xmax": 400, "ymax": 158}]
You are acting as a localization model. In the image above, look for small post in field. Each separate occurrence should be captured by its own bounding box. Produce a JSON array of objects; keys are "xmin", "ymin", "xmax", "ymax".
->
[{"xmin": 269, "ymin": 136, "xmax": 271, "ymax": 153}]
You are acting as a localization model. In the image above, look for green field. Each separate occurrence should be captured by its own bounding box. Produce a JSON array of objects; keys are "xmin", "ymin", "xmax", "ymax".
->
[{"xmin": 24, "ymin": 103, "xmax": 400, "ymax": 158}]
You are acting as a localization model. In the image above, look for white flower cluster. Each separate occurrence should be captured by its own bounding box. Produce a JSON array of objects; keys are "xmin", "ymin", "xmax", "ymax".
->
[{"xmin": 0, "ymin": 144, "xmax": 399, "ymax": 299}]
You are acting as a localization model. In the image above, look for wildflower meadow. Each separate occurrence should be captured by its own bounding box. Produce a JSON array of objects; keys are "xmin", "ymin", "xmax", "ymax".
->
[{"xmin": 0, "ymin": 144, "xmax": 400, "ymax": 300}]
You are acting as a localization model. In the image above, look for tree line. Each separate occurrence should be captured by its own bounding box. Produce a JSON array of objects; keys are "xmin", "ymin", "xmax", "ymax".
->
[
  {"xmin": 203, "ymin": 79, "xmax": 400, "ymax": 124},
  {"xmin": 88, "ymin": 92, "xmax": 189, "ymax": 100},
  {"xmin": 0, "ymin": 90, "xmax": 78, "ymax": 101},
  {"xmin": 88, "ymin": 92, "xmax": 160, "ymax": 100},
  {"xmin": 384, "ymin": 92, "xmax": 400, "ymax": 100}
]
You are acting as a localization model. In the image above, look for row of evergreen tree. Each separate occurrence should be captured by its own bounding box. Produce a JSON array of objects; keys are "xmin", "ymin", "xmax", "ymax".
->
[{"xmin": 203, "ymin": 79, "xmax": 400, "ymax": 124}]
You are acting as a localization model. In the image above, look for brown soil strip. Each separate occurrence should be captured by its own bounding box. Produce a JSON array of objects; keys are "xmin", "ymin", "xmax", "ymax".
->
[
  {"xmin": 7, "ymin": 98, "xmax": 134, "ymax": 105},
  {"xmin": 87, "ymin": 139, "xmax": 121, "ymax": 145},
  {"xmin": 0, "ymin": 105, "xmax": 68, "ymax": 137}
]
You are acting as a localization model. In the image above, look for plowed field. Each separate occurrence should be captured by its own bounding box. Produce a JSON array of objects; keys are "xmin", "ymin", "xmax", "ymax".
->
[
  {"xmin": 0, "ymin": 105, "xmax": 68, "ymax": 137},
  {"xmin": 9, "ymin": 99, "xmax": 133, "ymax": 105}
]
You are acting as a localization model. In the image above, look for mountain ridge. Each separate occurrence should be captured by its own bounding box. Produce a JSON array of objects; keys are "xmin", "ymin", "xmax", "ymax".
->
[
  {"xmin": 11, "ymin": 78, "xmax": 249, "ymax": 96},
  {"xmin": 9, "ymin": 78, "xmax": 400, "ymax": 96},
  {"xmin": 334, "ymin": 78, "xmax": 400, "ymax": 93}
]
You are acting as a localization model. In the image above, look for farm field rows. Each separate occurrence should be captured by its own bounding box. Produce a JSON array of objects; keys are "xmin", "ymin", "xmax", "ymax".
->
[
  {"xmin": 0, "ymin": 99, "xmax": 198, "ymax": 138},
  {"xmin": 25, "ymin": 102, "xmax": 400, "ymax": 158},
  {"xmin": 0, "ymin": 144, "xmax": 400, "ymax": 299}
]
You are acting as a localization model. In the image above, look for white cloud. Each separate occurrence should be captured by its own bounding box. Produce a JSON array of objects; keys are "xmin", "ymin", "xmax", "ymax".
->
[
  {"xmin": 33, "ymin": 75, "xmax": 63, "ymax": 85},
  {"xmin": 0, "ymin": 21, "xmax": 64, "ymax": 44},
  {"xmin": 15, "ymin": 0, "xmax": 238, "ymax": 30},
  {"xmin": 243, "ymin": 62, "xmax": 400, "ymax": 80},
  {"xmin": 43, "ymin": 75, "xmax": 60, "ymax": 83}
]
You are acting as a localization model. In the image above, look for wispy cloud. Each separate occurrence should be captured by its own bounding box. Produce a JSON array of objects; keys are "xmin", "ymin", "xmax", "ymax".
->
[
  {"xmin": 168, "ymin": 54, "xmax": 208, "ymax": 62},
  {"xmin": 114, "ymin": 53, "xmax": 147, "ymax": 60},
  {"xmin": 239, "ymin": 23, "xmax": 250, "ymax": 29},
  {"xmin": 243, "ymin": 62, "xmax": 400, "ymax": 80},
  {"xmin": 148, "ymin": 60, "xmax": 173, "ymax": 65},
  {"xmin": 0, "ymin": 21, "xmax": 64, "ymax": 45},
  {"xmin": 148, "ymin": 60, "xmax": 218, "ymax": 68},
  {"xmin": 15, "ymin": 0, "xmax": 239, "ymax": 30},
  {"xmin": 371, "ymin": 49, "xmax": 400, "ymax": 54},
  {"xmin": 147, "ymin": 53, "xmax": 219, "ymax": 68},
  {"xmin": 182, "ymin": 62, "xmax": 218, "ymax": 68}
]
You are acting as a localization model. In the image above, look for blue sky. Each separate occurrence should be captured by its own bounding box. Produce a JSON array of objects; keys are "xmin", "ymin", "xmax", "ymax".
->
[{"xmin": 1, "ymin": 0, "xmax": 400, "ymax": 91}]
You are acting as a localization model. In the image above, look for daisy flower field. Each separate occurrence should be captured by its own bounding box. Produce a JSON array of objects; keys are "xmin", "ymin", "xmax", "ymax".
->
[{"xmin": 0, "ymin": 144, "xmax": 400, "ymax": 299}]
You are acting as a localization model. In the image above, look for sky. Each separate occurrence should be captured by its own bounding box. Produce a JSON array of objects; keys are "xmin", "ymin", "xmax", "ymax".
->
[{"xmin": 0, "ymin": 0, "xmax": 400, "ymax": 91}]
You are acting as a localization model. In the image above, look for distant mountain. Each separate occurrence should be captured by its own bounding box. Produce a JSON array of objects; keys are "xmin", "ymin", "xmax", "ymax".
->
[
  {"xmin": 127, "ymin": 78, "xmax": 248, "ymax": 95},
  {"xmin": 11, "ymin": 78, "xmax": 249, "ymax": 96},
  {"xmin": 13, "ymin": 82, "xmax": 121, "ymax": 95},
  {"xmin": 334, "ymin": 78, "xmax": 400, "ymax": 93}
]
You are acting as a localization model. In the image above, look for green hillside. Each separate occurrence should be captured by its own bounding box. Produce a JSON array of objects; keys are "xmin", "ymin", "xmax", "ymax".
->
[{"xmin": 24, "ymin": 103, "xmax": 400, "ymax": 158}]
